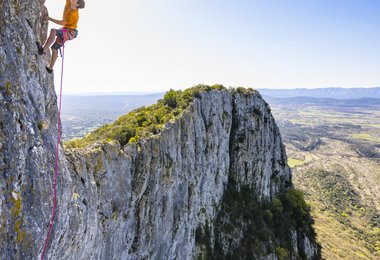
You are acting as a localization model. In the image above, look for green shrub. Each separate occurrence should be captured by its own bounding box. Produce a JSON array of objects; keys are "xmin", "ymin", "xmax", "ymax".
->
[
  {"xmin": 64, "ymin": 138, "xmax": 82, "ymax": 149},
  {"xmin": 64, "ymin": 85, "xmax": 229, "ymax": 148},
  {"xmin": 263, "ymin": 209, "xmax": 273, "ymax": 223},
  {"xmin": 282, "ymin": 188, "xmax": 314, "ymax": 228},
  {"xmin": 276, "ymin": 247, "xmax": 289, "ymax": 260},
  {"xmin": 271, "ymin": 198, "xmax": 283, "ymax": 215},
  {"xmin": 37, "ymin": 121, "xmax": 44, "ymax": 131},
  {"xmin": 163, "ymin": 90, "xmax": 179, "ymax": 108},
  {"xmin": 204, "ymin": 182, "xmax": 319, "ymax": 259}
]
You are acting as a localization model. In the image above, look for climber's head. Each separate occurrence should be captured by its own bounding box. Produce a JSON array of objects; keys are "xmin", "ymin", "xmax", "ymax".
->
[{"xmin": 77, "ymin": 0, "xmax": 85, "ymax": 9}]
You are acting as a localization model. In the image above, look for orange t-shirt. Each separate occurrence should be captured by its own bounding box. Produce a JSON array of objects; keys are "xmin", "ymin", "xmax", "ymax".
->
[{"xmin": 63, "ymin": 0, "xmax": 79, "ymax": 29}]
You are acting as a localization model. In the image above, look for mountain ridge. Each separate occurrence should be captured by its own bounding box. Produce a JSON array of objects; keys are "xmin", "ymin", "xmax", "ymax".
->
[
  {"xmin": 264, "ymin": 96, "xmax": 380, "ymax": 106},
  {"xmin": 258, "ymin": 87, "xmax": 380, "ymax": 99}
]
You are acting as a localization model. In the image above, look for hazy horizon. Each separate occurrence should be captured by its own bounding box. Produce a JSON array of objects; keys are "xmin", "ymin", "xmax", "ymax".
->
[
  {"xmin": 46, "ymin": 0, "xmax": 380, "ymax": 94},
  {"xmin": 62, "ymin": 86, "xmax": 380, "ymax": 96}
]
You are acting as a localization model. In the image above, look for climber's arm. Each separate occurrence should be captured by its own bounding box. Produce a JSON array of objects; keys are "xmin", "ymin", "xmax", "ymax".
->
[{"xmin": 48, "ymin": 17, "xmax": 65, "ymax": 26}]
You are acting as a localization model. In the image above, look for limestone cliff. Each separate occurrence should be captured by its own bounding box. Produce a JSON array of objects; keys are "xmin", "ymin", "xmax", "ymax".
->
[{"xmin": 0, "ymin": 1, "xmax": 320, "ymax": 259}]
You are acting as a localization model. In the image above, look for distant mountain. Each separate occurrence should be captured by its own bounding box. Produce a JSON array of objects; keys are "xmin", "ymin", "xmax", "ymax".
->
[
  {"xmin": 258, "ymin": 87, "xmax": 380, "ymax": 99},
  {"xmin": 264, "ymin": 96, "xmax": 380, "ymax": 107}
]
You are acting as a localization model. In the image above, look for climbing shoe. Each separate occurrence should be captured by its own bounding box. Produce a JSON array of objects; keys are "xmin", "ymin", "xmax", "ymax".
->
[
  {"xmin": 45, "ymin": 67, "xmax": 53, "ymax": 74},
  {"xmin": 36, "ymin": 42, "xmax": 44, "ymax": 55}
]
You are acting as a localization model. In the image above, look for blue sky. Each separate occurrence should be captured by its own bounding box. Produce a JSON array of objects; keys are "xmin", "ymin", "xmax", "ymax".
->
[{"xmin": 46, "ymin": 0, "xmax": 380, "ymax": 93}]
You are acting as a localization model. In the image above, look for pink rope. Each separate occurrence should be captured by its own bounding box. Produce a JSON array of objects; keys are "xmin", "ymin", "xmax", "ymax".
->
[{"xmin": 41, "ymin": 31, "xmax": 66, "ymax": 260}]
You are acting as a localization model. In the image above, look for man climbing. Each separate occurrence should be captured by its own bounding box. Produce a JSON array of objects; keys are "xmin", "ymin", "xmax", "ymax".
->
[{"xmin": 36, "ymin": 0, "xmax": 85, "ymax": 73}]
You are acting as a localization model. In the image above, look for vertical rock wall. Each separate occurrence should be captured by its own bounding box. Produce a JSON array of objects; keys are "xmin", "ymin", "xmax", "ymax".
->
[
  {"xmin": 46, "ymin": 90, "xmax": 312, "ymax": 259},
  {"xmin": 0, "ymin": 0, "xmax": 60, "ymax": 258}
]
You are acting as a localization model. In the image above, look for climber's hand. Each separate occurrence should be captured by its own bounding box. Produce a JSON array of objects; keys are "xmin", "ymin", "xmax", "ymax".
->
[{"xmin": 48, "ymin": 17, "xmax": 65, "ymax": 26}]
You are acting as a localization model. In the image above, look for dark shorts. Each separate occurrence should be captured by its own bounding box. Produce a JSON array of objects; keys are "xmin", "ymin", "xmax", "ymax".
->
[{"xmin": 52, "ymin": 28, "xmax": 78, "ymax": 50}]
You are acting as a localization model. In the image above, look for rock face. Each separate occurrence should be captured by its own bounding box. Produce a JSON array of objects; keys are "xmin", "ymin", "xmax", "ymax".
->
[
  {"xmin": 0, "ymin": 1, "xmax": 320, "ymax": 259},
  {"xmin": 1, "ymin": 0, "xmax": 59, "ymax": 259}
]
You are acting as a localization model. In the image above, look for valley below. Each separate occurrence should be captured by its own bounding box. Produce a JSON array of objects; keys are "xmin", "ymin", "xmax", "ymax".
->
[{"xmin": 270, "ymin": 98, "xmax": 380, "ymax": 259}]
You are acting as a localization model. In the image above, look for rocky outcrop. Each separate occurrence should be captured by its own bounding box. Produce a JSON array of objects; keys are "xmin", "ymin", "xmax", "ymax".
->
[
  {"xmin": 0, "ymin": 1, "xmax": 320, "ymax": 259},
  {"xmin": 1, "ymin": 0, "xmax": 59, "ymax": 259},
  {"xmin": 51, "ymin": 89, "xmax": 300, "ymax": 260}
]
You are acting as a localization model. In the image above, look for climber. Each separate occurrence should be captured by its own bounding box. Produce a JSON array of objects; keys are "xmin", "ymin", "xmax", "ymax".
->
[{"xmin": 36, "ymin": 0, "xmax": 85, "ymax": 74}]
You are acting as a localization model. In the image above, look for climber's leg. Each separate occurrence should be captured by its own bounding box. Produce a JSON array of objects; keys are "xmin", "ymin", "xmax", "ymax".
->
[
  {"xmin": 49, "ymin": 48, "xmax": 58, "ymax": 68},
  {"xmin": 46, "ymin": 48, "xmax": 58, "ymax": 73},
  {"xmin": 43, "ymin": 29, "xmax": 57, "ymax": 52}
]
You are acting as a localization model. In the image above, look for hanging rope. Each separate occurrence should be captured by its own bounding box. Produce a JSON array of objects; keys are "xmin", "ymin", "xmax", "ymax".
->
[{"xmin": 41, "ymin": 30, "xmax": 66, "ymax": 260}]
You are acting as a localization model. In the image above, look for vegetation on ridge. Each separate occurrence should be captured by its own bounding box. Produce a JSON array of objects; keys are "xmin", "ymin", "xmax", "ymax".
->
[
  {"xmin": 196, "ymin": 181, "xmax": 321, "ymax": 259},
  {"xmin": 64, "ymin": 84, "xmax": 229, "ymax": 148}
]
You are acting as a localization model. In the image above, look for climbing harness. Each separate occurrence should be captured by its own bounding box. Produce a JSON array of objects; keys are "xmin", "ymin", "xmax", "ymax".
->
[
  {"xmin": 41, "ymin": 29, "xmax": 67, "ymax": 260},
  {"xmin": 58, "ymin": 29, "xmax": 76, "ymax": 57}
]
